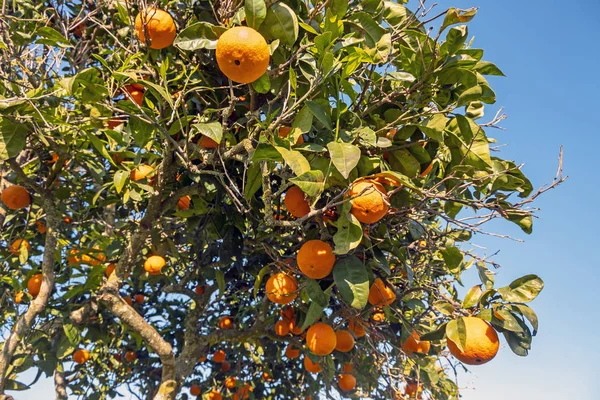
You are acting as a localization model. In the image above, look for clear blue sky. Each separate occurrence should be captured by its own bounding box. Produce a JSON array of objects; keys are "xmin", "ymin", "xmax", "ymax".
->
[{"xmin": 9, "ymin": 0, "xmax": 600, "ymax": 399}]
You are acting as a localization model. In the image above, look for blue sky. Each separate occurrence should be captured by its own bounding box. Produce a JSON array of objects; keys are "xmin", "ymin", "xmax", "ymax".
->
[{"xmin": 9, "ymin": 0, "xmax": 600, "ymax": 399}]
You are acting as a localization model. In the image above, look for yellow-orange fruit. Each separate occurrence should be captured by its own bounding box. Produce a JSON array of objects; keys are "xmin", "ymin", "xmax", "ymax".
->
[
  {"xmin": 306, "ymin": 322, "xmax": 337, "ymax": 356},
  {"xmin": 216, "ymin": 27, "xmax": 270, "ymax": 84},
  {"xmin": 348, "ymin": 318, "xmax": 367, "ymax": 338},
  {"xmin": 297, "ymin": 240, "xmax": 336, "ymax": 279},
  {"xmin": 338, "ymin": 374, "xmax": 356, "ymax": 392},
  {"xmin": 36, "ymin": 221, "xmax": 47, "ymax": 234},
  {"xmin": 27, "ymin": 274, "xmax": 43, "ymax": 297},
  {"xmin": 219, "ymin": 316, "xmax": 233, "ymax": 329},
  {"xmin": 9, "ymin": 239, "xmax": 30, "ymax": 255},
  {"xmin": 262, "ymin": 371, "xmax": 271, "ymax": 381},
  {"xmin": 348, "ymin": 180, "xmax": 389, "ymax": 224},
  {"xmin": 265, "ymin": 273, "xmax": 298, "ymax": 304},
  {"xmin": 225, "ymin": 376, "xmax": 237, "ymax": 389},
  {"xmin": 284, "ymin": 186, "xmax": 310, "ymax": 218},
  {"xmin": 15, "ymin": 291, "xmax": 24, "ymax": 304},
  {"xmin": 81, "ymin": 247, "xmax": 106, "ymax": 266},
  {"xmin": 342, "ymin": 362, "xmax": 353, "ymax": 373},
  {"xmin": 288, "ymin": 319, "xmax": 303, "ymax": 335},
  {"xmin": 130, "ymin": 164, "xmax": 154, "ymax": 181},
  {"xmin": 190, "ymin": 384, "xmax": 201, "ymax": 396},
  {"xmin": 335, "ymin": 330, "xmax": 355, "ymax": 353},
  {"xmin": 280, "ymin": 305, "xmax": 295, "ymax": 320},
  {"xmin": 207, "ymin": 390, "xmax": 222, "ymax": 400},
  {"xmin": 144, "ymin": 255, "xmax": 166, "ymax": 275},
  {"xmin": 213, "ymin": 350, "xmax": 226, "ymax": 363},
  {"xmin": 134, "ymin": 8, "xmax": 176, "ymax": 50},
  {"xmin": 303, "ymin": 356, "xmax": 322, "ymax": 373},
  {"xmin": 122, "ymin": 84, "xmax": 144, "ymax": 105},
  {"xmin": 199, "ymin": 135, "xmax": 218, "ymax": 149},
  {"xmin": 447, "ymin": 317, "xmax": 499, "ymax": 365},
  {"xmin": 274, "ymin": 320, "xmax": 290, "ymax": 336},
  {"xmin": 1, "ymin": 185, "xmax": 31, "ymax": 210},
  {"xmin": 125, "ymin": 351, "xmax": 137, "ymax": 362},
  {"xmin": 233, "ymin": 383, "xmax": 252, "ymax": 400},
  {"xmin": 402, "ymin": 331, "xmax": 430, "ymax": 355},
  {"xmin": 368, "ymin": 278, "xmax": 396, "ymax": 306},
  {"xmin": 371, "ymin": 310, "xmax": 386, "ymax": 323},
  {"xmin": 284, "ymin": 345, "xmax": 300, "ymax": 359},
  {"xmin": 279, "ymin": 126, "xmax": 304, "ymax": 145},
  {"xmin": 177, "ymin": 196, "xmax": 191, "ymax": 210},
  {"xmin": 73, "ymin": 349, "xmax": 90, "ymax": 364}
]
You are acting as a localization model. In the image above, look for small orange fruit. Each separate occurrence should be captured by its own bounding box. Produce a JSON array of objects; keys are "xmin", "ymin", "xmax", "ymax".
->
[
  {"xmin": 402, "ymin": 331, "xmax": 430, "ymax": 355},
  {"xmin": 233, "ymin": 383, "xmax": 252, "ymax": 400},
  {"xmin": 199, "ymin": 135, "xmax": 218, "ymax": 149},
  {"xmin": 213, "ymin": 350, "xmax": 226, "ymax": 363},
  {"xmin": 105, "ymin": 263, "xmax": 116, "ymax": 277},
  {"xmin": 265, "ymin": 273, "xmax": 298, "ymax": 304},
  {"xmin": 338, "ymin": 373, "xmax": 356, "ymax": 392},
  {"xmin": 288, "ymin": 320, "xmax": 303, "ymax": 335},
  {"xmin": 195, "ymin": 285, "xmax": 205, "ymax": 295},
  {"xmin": 207, "ymin": 390, "xmax": 222, "ymax": 400},
  {"xmin": 371, "ymin": 310, "xmax": 386, "ymax": 323},
  {"xmin": 130, "ymin": 164, "xmax": 154, "ymax": 181},
  {"xmin": 1, "ymin": 185, "xmax": 31, "ymax": 210},
  {"xmin": 348, "ymin": 318, "xmax": 367, "ymax": 338},
  {"xmin": 447, "ymin": 317, "xmax": 499, "ymax": 365},
  {"xmin": 134, "ymin": 294, "xmax": 145, "ymax": 305},
  {"xmin": 335, "ymin": 330, "xmax": 355, "ymax": 353},
  {"xmin": 15, "ymin": 291, "xmax": 24, "ymax": 304},
  {"xmin": 177, "ymin": 196, "xmax": 191, "ymax": 210},
  {"xmin": 27, "ymin": 274, "xmax": 43, "ymax": 297},
  {"xmin": 221, "ymin": 361, "xmax": 231, "ymax": 372},
  {"xmin": 348, "ymin": 180, "xmax": 389, "ymax": 224},
  {"xmin": 297, "ymin": 240, "xmax": 336, "ymax": 279},
  {"xmin": 190, "ymin": 384, "xmax": 201, "ymax": 396},
  {"xmin": 274, "ymin": 320, "xmax": 290, "ymax": 336},
  {"xmin": 225, "ymin": 376, "xmax": 237, "ymax": 389},
  {"xmin": 342, "ymin": 362, "xmax": 353, "ymax": 373},
  {"xmin": 304, "ymin": 356, "xmax": 322, "ymax": 373},
  {"xmin": 368, "ymin": 278, "xmax": 396, "ymax": 306},
  {"xmin": 63, "ymin": 216, "xmax": 72, "ymax": 224},
  {"xmin": 216, "ymin": 27, "xmax": 270, "ymax": 84},
  {"xmin": 278, "ymin": 126, "xmax": 304, "ymax": 145},
  {"xmin": 280, "ymin": 305, "xmax": 295, "ymax": 320},
  {"xmin": 284, "ymin": 345, "xmax": 300, "ymax": 359},
  {"xmin": 9, "ymin": 239, "xmax": 30, "ymax": 255},
  {"xmin": 144, "ymin": 255, "xmax": 166, "ymax": 275},
  {"xmin": 284, "ymin": 186, "xmax": 310, "ymax": 218},
  {"xmin": 36, "ymin": 221, "xmax": 47, "ymax": 234},
  {"xmin": 81, "ymin": 247, "xmax": 106, "ymax": 266},
  {"xmin": 125, "ymin": 351, "xmax": 137, "ymax": 362},
  {"xmin": 219, "ymin": 316, "xmax": 233, "ymax": 329},
  {"xmin": 73, "ymin": 349, "xmax": 90, "ymax": 364},
  {"xmin": 306, "ymin": 322, "xmax": 337, "ymax": 356},
  {"xmin": 122, "ymin": 85, "xmax": 144, "ymax": 105},
  {"xmin": 134, "ymin": 8, "xmax": 177, "ymax": 50},
  {"xmin": 405, "ymin": 382, "xmax": 422, "ymax": 397},
  {"xmin": 107, "ymin": 117, "xmax": 126, "ymax": 129},
  {"xmin": 262, "ymin": 371, "xmax": 271, "ymax": 381},
  {"xmin": 123, "ymin": 296, "xmax": 133, "ymax": 306}
]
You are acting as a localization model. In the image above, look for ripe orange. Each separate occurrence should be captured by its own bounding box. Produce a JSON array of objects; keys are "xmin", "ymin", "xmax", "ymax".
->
[
  {"xmin": 36, "ymin": 221, "xmax": 47, "ymax": 234},
  {"xmin": 297, "ymin": 240, "xmax": 336, "ymax": 279},
  {"xmin": 107, "ymin": 117, "xmax": 126, "ymax": 129},
  {"xmin": 371, "ymin": 310, "xmax": 386, "ymax": 323},
  {"xmin": 306, "ymin": 322, "xmax": 337, "ymax": 356},
  {"xmin": 265, "ymin": 272, "xmax": 298, "ymax": 304},
  {"xmin": 195, "ymin": 285, "xmax": 206, "ymax": 295},
  {"xmin": 288, "ymin": 319, "xmax": 303, "ymax": 335},
  {"xmin": 81, "ymin": 247, "xmax": 106, "ymax": 266},
  {"xmin": 348, "ymin": 318, "xmax": 366, "ymax": 338},
  {"xmin": 190, "ymin": 384, "xmax": 201, "ymax": 396},
  {"xmin": 368, "ymin": 278, "xmax": 396, "ymax": 306},
  {"xmin": 335, "ymin": 330, "xmax": 355, "ymax": 353},
  {"xmin": 27, "ymin": 274, "xmax": 43, "ymax": 297},
  {"xmin": 278, "ymin": 126, "xmax": 304, "ymax": 145},
  {"xmin": 199, "ymin": 355, "xmax": 207, "ymax": 363},
  {"xmin": 274, "ymin": 320, "xmax": 290, "ymax": 336},
  {"xmin": 338, "ymin": 373, "xmax": 356, "ymax": 392},
  {"xmin": 216, "ymin": 27, "xmax": 270, "ymax": 84},
  {"xmin": 207, "ymin": 390, "xmax": 222, "ymax": 400},
  {"xmin": 63, "ymin": 216, "xmax": 72, "ymax": 224},
  {"xmin": 105, "ymin": 263, "xmax": 116, "ymax": 277},
  {"xmin": 134, "ymin": 294, "xmax": 144, "ymax": 305},
  {"xmin": 262, "ymin": 371, "xmax": 271, "ymax": 381},
  {"xmin": 125, "ymin": 351, "xmax": 137, "ymax": 362},
  {"xmin": 221, "ymin": 361, "xmax": 231, "ymax": 372},
  {"xmin": 219, "ymin": 316, "xmax": 233, "ymax": 329},
  {"xmin": 144, "ymin": 255, "xmax": 166, "ymax": 275},
  {"xmin": 284, "ymin": 186, "xmax": 310, "ymax": 218},
  {"xmin": 402, "ymin": 331, "xmax": 430, "ymax": 355},
  {"xmin": 280, "ymin": 305, "xmax": 295, "ymax": 320},
  {"xmin": 348, "ymin": 180, "xmax": 389, "ymax": 224},
  {"xmin": 342, "ymin": 362, "xmax": 353, "ymax": 373},
  {"xmin": 447, "ymin": 317, "xmax": 499, "ymax": 365},
  {"xmin": 15, "ymin": 291, "xmax": 24, "ymax": 304},
  {"xmin": 122, "ymin": 84, "xmax": 144, "ymax": 105},
  {"xmin": 1, "ymin": 185, "xmax": 31, "ymax": 210},
  {"xmin": 135, "ymin": 8, "xmax": 177, "ymax": 50},
  {"xmin": 213, "ymin": 350, "xmax": 226, "ymax": 363},
  {"xmin": 233, "ymin": 383, "xmax": 252, "ymax": 400},
  {"xmin": 73, "ymin": 349, "xmax": 90, "ymax": 364},
  {"xmin": 130, "ymin": 164, "xmax": 154, "ymax": 181},
  {"xmin": 284, "ymin": 345, "xmax": 300, "ymax": 359},
  {"xmin": 199, "ymin": 135, "xmax": 218, "ymax": 149},
  {"xmin": 177, "ymin": 196, "xmax": 191, "ymax": 210},
  {"xmin": 405, "ymin": 382, "xmax": 422, "ymax": 397},
  {"xmin": 9, "ymin": 239, "xmax": 30, "ymax": 255},
  {"xmin": 123, "ymin": 296, "xmax": 133, "ymax": 306},
  {"xmin": 225, "ymin": 376, "xmax": 237, "ymax": 389},
  {"xmin": 303, "ymin": 356, "xmax": 322, "ymax": 373}
]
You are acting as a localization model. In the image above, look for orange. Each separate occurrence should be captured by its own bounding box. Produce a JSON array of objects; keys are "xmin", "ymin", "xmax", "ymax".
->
[
  {"xmin": 177, "ymin": 196, "xmax": 191, "ymax": 210},
  {"xmin": 134, "ymin": 294, "xmax": 144, "ymax": 305},
  {"xmin": 233, "ymin": 383, "xmax": 252, "ymax": 400},
  {"xmin": 288, "ymin": 320, "xmax": 303, "ymax": 335},
  {"xmin": 335, "ymin": 330, "xmax": 355, "ymax": 352},
  {"xmin": 130, "ymin": 164, "xmax": 154, "ymax": 181},
  {"xmin": 213, "ymin": 350, "xmax": 226, "ymax": 363},
  {"xmin": 280, "ymin": 305, "xmax": 295, "ymax": 320},
  {"xmin": 348, "ymin": 318, "xmax": 366, "ymax": 338},
  {"xmin": 144, "ymin": 255, "xmax": 165, "ymax": 275},
  {"xmin": 284, "ymin": 345, "xmax": 300, "ymax": 359},
  {"xmin": 447, "ymin": 317, "xmax": 499, "ymax": 365},
  {"xmin": 368, "ymin": 278, "xmax": 396, "ymax": 306},
  {"xmin": 221, "ymin": 361, "xmax": 231, "ymax": 372},
  {"xmin": 134, "ymin": 8, "xmax": 177, "ymax": 50},
  {"xmin": 195, "ymin": 285, "xmax": 205, "ymax": 295},
  {"xmin": 303, "ymin": 356, "xmax": 322, "ymax": 373},
  {"xmin": 338, "ymin": 373, "xmax": 356, "ymax": 392},
  {"xmin": 405, "ymin": 382, "xmax": 422, "ymax": 398},
  {"xmin": 219, "ymin": 316, "xmax": 233, "ymax": 329},
  {"xmin": 107, "ymin": 117, "xmax": 126, "ymax": 129},
  {"xmin": 297, "ymin": 240, "xmax": 336, "ymax": 279},
  {"xmin": 225, "ymin": 376, "xmax": 237, "ymax": 389},
  {"xmin": 15, "ymin": 291, "xmax": 24, "ymax": 304},
  {"xmin": 274, "ymin": 320, "xmax": 290, "ymax": 336},
  {"xmin": 216, "ymin": 27, "xmax": 270, "ymax": 84},
  {"xmin": 190, "ymin": 384, "xmax": 201, "ymax": 396},
  {"xmin": 27, "ymin": 274, "xmax": 43, "ymax": 297},
  {"xmin": 342, "ymin": 362, "xmax": 353, "ymax": 373},
  {"xmin": 81, "ymin": 247, "xmax": 106, "ymax": 266},
  {"xmin": 207, "ymin": 390, "xmax": 222, "ymax": 400},
  {"xmin": 371, "ymin": 310, "xmax": 386, "ymax": 323},
  {"xmin": 402, "ymin": 331, "xmax": 430, "ymax": 355},
  {"xmin": 265, "ymin": 273, "xmax": 298, "ymax": 304},
  {"xmin": 348, "ymin": 180, "xmax": 389, "ymax": 224},
  {"xmin": 284, "ymin": 186, "xmax": 310, "ymax": 218},
  {"xmin": 262, "ymin": 371, "xmax": 271, "ymax": 381},
  {"xmin": 105, "ymin": 263, "xmax": 116, "ymax": 277},
  {"xmin": 125, "ymin": 351, "xmax": 137, "ymax": 362},
  {"xmin": 199, "ymin": 355, "xmax": 207, "ymax": 363},
  {"xmin": 278, "ymin": 126, "xmax": 304, "ymax": 145},
  {"xmin": 9, "ymin": 239, "xmax": 30, "ymax": 255},
  {"xmin": 122, "ymin": 84, "xmax": 144, "ymax": 105},
  {"xmin": 63, "ymin": 216, "xmax": 72, "ymax": 224},
  {"xmin": 199, "ymin": 135, "xmax": 218, "ymax": 149},
  {"xmin": 67, "ymin": 249, "xmax": 81, "ymax": 265},
  {"xmin": 123, "ymin": 296, "xmax": 133, "ymax": 306},
  {"xmin": 36, "ymin": 221, "xmax": 47, "ymax": 234},
  {"xmin": 419, "ymin": 162, "xmax": 434, "ymax": 177},
  {"xmin": 306, "ymin": 322, "xmax": 337, "ymax": 356},
  {"xmin": 73, "ymin": 349, "xmax": 90, "ymax": 364},
  {"xmin": 1, "ymin": 185, "xmax": 31, "ymax": 210}
]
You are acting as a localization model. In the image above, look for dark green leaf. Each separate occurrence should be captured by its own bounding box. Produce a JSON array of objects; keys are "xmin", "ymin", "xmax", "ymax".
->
[
  {"xmin": 245, "ymin": 0, "xmax": 267, "ymax": 30},
  {"xmin": 333, "ymin": 255, "xmax": 370, "ymax": 309}
]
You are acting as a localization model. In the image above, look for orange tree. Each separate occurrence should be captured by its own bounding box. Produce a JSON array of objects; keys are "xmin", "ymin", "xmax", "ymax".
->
[{"xmin": 0, "ymin": 0, "xmax": 563, "ymax": 399}]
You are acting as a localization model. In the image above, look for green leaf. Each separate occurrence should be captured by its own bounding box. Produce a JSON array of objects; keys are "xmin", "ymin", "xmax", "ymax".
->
[
  {"xmin": 0, "ymin": 119, "xmax": 27, "ymax": 160},
  {"xmin": 498, "ymin": 274, "xmax": 544, "ymax": 303},
  {"xmin": 491, "ymin": 309, "xmax": 524, "ymax": 333},
  {"xmin": 56, "ymin": 335, "xmax": 75, "ymax": 359},
  {"xmin": 476, "ymin": 262, "xmax": 495, "ymax": 290},
  {"xmin": 473, "ymin": 61, "xmax": 505, "ymax": 76},
  {"xmin": 63, "ymin": 323, "xmax": 81, "ymax": 346},
  {"xmin": 275, "ymin": 147, "xmax": 310, "ymax": 175},
  {"xmin": 329, "ymin": 0, "xmax": 349, "ymax": 19},
  {"xmin": 510, "ymin": 304, "xmax": 539, "ymax": 335},
  {"xmin": 446, "ymin": 317, "xmax": 467, "ymax": 352},
  {"xmin": 4, "ymin": 380, "xmax": 29, "ymax": 391},
  {"xmin": 252, "ymin": 72, "xmax": 271, "ymax": 94},
  {"xmin": 457, "ymin": 85, "xmax": 483, "ymax": 107},
  {"xmin": 332, "ymin": 256, "xmax": 370, "ymax": 309},
  {"xmin": 87, "ymin": 134, "xmax": 114, "ymax": 164},
  {"xmin": 129, "ymin": 116, "xmax": 154, "ymax": 147},
  {"xmin": 174, "ymin": 22, "xmax": 225, "ymax": 51},
  {"xmin": 503, "ymin": 319, "xmax": 532, "ymax": 357},
  {"xmin": 245, "ymin": 0, "xmax": 267, "ymax": 30},
  {"xmin": 419, "ymin": 323, "xmax": 448, "ymax": 341},
  {"xmin": 445, "ymin": 115, "xmax": 492, "ymax": 170},
  {"xmin": 506, "ymin": 210, "xmax": 533, "ymax": 234},
  {"xmin": 383, "ymin": 1, "xmax": 410, "ymax": 26},
  {"xmin": 244, "ymin": 163, "xmax": 263, "ymax": 201},
  {"xmin": 253, "ymin": 266, "xmax": 269, "ymax": 300},
  {"xmin": 327, "ymin": 141, "xmax": 361, "ymax": 179},
  {"xmin": 388, "ymin": 149, "xmax": 420, "ymax": 178},
  {"xmin": 289, "ymin": 170, "xmax": 324, "ymax": 197},
  {"xmin": 292, "ymin": 106, "xmax": 313, "ymax": 134},
  {"xmin": 36, "ymin": 26, "xmax": 71, "ymax": 48},
  {"xmin": 215, "ymin": 269, "xmax": 225, "ymax": 297},
  {"xmin": 462, "ymin": 284, "xmax": 483, "ymax": 308},
  {"xmin": 261, "ymin": 3, "xmax": 299, "ymax": 46},
  {"xmin": 252, "ymin": 143, "xmax": 283, "ymax": 161},
  {"xmin": 433, "ymin": 301, "xmax": 454, "ymax": 315},
  {"xmin": 417, "ymin": 114, "xmax": 447, "ymax": 142},
  {"xmin": 302, "ymin": 301, "xmax": 326, "ymax": 330},
  {"xmin": 306, "ymin": 101, "xmax": 332, "ymax": 127},
  {"xmin": 333, "ymin": 205, "xmax": 363, "ymax": 254},
  {"xmin": 306, "ymin": 279, "xmax": 329, "ymax": 307},
  {"xmin": 440, "ymin": 247, "xmax": 463, "ymax": 274},
  {"xmin": 193, "ymin": 122, "xmax": 223, "ymax": 144},
  {"xmin": 441, "ymin": 8, "xmax": 477, "ymax": 32}
]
